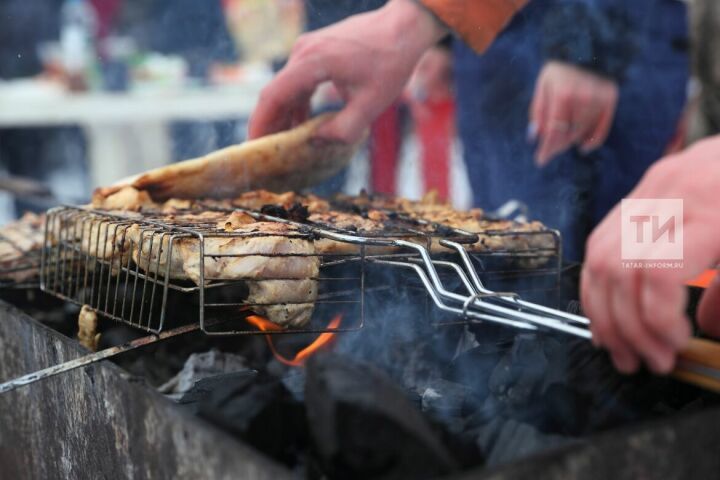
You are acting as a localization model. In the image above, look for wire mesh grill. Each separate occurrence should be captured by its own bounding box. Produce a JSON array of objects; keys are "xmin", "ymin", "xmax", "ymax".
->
[
  {"xmin": 40, "ymin": 202, "xmax": 563, "ymax": 337},
  {"xmin": 40, "ymin": 206, "xmax": 367, "ymax": 335}
]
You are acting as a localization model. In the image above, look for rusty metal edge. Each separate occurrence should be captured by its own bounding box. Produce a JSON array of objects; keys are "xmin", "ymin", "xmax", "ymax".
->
[{"xmin": 0, "ymin": 299, "xmax": 293, "ymax": 480}]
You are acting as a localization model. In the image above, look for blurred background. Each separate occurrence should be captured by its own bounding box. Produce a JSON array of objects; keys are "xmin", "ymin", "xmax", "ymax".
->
[
  {"xmin": 0, "ymin": 0, "xmax": 714, "ymax": 241},
  {"xmin": 0, "ymin": 0, "xmax": 473, "ymax": 224}
]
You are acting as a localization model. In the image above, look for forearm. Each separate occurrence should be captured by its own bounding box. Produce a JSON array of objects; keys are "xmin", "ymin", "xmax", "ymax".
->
[
  {"xmin": 383, "ymin": 0, "xmax": 449, "ymax": 57},
  {"xmin": 417, "ymin": 0, "xmax": 528, "ymax": 53}
]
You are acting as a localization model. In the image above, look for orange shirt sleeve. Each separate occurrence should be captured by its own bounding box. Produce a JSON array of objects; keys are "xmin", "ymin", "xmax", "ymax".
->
[{"xmin": 418, "ymin": 0, "xmax": 528, "ymax": 53}]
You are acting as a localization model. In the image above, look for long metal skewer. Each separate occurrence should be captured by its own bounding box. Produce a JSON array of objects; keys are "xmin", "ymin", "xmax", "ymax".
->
[{"xmin": 0, "ymin": 322, "xmax": 201, "ymax": 394}]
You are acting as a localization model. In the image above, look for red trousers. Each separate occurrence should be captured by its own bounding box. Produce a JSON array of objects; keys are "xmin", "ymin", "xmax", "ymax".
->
[{"xmin": 369, "ymin": 99, "xmax": 455, "ymax": 201}]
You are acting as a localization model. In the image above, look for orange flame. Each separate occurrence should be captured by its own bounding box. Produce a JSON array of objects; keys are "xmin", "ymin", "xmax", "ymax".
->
[{"xmin": 245, "ymin": 314, "xmax": 343, "ymax": 367}]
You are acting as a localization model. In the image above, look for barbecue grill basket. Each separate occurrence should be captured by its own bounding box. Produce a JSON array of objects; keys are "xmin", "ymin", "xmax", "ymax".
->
[
  {"xmin": 40, "ymin": 204, "xmax": 565, "ymax": 337},
  {"xmin": 41, "ymin": 206, "xmax": 365, "ymax": 335}
]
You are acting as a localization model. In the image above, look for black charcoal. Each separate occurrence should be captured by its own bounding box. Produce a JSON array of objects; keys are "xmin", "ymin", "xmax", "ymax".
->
[
  {"xmin": 489, "ymin": 334, "xmax": 548, "ymax": 407},
  {"xmin": 475, "ymin": 417, "xmax": 571, "ymax": 467},
  {"xmin": 305, "ymin": 352, "xmax": 460, "ymax": 480},
  {"xmin": 179, "ymin": 370, "xmax": 257, "ymax": 412},
  {"xmin": 195, "ymin": 371, "xmax": 308, "ymax": 466},
  {"xmin": 421, "ymin": 378, "xmax": 480, "ymax": 419},
  {"xmin": 159, "ymin": 349, "xmax": 248, "ymax": 398}
]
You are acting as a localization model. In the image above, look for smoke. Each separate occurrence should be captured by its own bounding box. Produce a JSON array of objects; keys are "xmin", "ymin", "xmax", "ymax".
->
[{"xmin": 300, "ymin": 252, "xmax": 683, "ymax": 466}]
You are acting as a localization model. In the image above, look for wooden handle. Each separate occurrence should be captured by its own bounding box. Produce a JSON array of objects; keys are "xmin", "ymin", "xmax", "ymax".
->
[
  {"xmin": 672, "ymin": 337, "xmax": 720, "ymax": 393},
  {"xmin": 670, "ymin": 271, "xmax": 720, "ymax": 391}
]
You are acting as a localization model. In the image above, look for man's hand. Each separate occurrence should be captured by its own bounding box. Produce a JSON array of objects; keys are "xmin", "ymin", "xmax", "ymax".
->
[
  {"xmin": 248, "ymin": 0, "xmax": 447, "ymax": 144},
  {"xmin": 529, "ymin": 61, "xmax": 619, "ymax": 166},
  {"xmin": 404, "ymin": 46, "xmax": 454, "ymax": 119},
  {"xmin": 582, "ymin": 136, "xmax": 720, "ymax": 374}
]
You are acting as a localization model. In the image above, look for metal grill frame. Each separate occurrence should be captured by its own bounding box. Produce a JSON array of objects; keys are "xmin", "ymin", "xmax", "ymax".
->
[
  {"xmin": 40, "ymin": 203, "xmax": 564, "ymax": 337},
  {"xmin": 41, "ymin": 206, "xmax": 371, "ymax": 336}
]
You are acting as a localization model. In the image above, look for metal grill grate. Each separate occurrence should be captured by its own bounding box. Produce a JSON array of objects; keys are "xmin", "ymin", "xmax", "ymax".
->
[
  {"xmin": 40, "ymin": 202, "xmax": 565, "ymax": 336},
  {"xmin": 41, "ymin": 206, "xmax": 369, "ymax": 336}
]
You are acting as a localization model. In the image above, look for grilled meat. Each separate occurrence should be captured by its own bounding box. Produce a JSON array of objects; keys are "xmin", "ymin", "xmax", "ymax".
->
[
  {"xmin": 81, "ymin": 186, "xmax": 558, "ymax": 326},
  {"xmin": 0, "ymin": 212, "xmax": 45, "ymax": 283}
]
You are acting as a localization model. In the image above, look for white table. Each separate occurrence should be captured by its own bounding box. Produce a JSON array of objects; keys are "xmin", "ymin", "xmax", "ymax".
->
[{"xmin": 0, "ymin": 80, "xmax": 266, "ymax": 188}]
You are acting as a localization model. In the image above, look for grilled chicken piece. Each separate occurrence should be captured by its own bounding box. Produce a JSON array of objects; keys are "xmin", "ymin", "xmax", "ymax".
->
[
  {"xmin": 123, "ymin": 217, "xmax": 320, "ymax": 328},
  {"xmin": 0, "ymin": 212, "xmax": 45, "ymax": 283},
  {"xmin": 83, "ymin": 185, "xmax": 558, "ymax": 329},
  {"xmin": 126, "ymin": 221, "xmax": 319, "ymax": 284},
  {"xmin": 231, "ymin": 189, "xmax": 331, "ymax": 214},
  {"xmin": 246, "ymin": 279, "xmax": 318, "ymax": 328},
  {"xmin": 77, "ymin": 305, "xmax": 100, "ymax": 351}
]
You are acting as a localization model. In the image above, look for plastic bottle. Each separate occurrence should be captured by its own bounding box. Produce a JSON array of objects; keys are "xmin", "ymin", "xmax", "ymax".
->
[{"xmin": 60, "ymin": 0, "xmax": 98, "ymax": 91}]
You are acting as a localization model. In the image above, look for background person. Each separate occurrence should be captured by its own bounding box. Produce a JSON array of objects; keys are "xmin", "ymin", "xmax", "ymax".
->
[
  {"xmin": 250, "ymin": 0, "xmax": 689, "ymax": 263},
  {"xmin": 456, "ymin": 0, "xmax": 689, "ymax": 261}
]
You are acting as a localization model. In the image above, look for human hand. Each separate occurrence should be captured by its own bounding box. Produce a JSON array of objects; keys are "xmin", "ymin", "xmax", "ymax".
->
[
  {"xmin": 405, "ymin": 46, "xmax": 453, "ymax": 120},
  {"xmin": 248, "ymin": 0, "xmax": 447, "ymax": 144},
  {"xmin": 529, "ymin": 61, "xmax": 619, "ymax": 166},
  {"xmin": 581, "ymin": 136, "xmax": 720, "ymax": 374},
  {"xmin": 406, "ymin": 46, "xmax": 453, "ymax": 102}
]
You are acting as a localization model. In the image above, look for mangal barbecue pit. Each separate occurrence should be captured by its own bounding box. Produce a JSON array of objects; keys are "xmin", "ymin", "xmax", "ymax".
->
[{"xmin": 2, "ymin": 195, "xmax": 720, "ymax": 480}]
